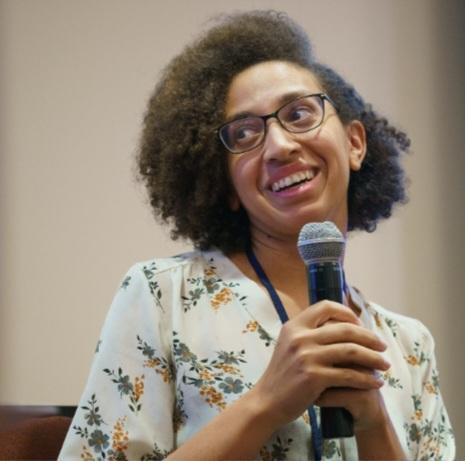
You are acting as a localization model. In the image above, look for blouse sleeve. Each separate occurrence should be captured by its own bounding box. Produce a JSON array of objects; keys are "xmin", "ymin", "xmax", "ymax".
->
[
  {"xmin": 59, "ymin": 262, "xmax": 175, "ymax": 460},
  {"xmin": 406, "ymin": 321, "xmax": 455, "ymax": 461}
]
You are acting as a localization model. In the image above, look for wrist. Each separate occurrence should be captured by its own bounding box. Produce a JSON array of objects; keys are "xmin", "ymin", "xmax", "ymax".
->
[
  {"xmin": 353, "ymin": 391, "xmax": 389, "ymax": 433},
  {"xmin": 355, "ymin": 416, "xmax": 391, "ymax": 438},
  {"xmin": 245, "ymin": 384, "xmax": 283, "ymax": 432},
  {"xmin": 355, "ymin": 417, "xmax": 405, "ymax": 461},
  {"xmin": 246, "ymin": 382, "xmax": 289, "ymax": 435}
]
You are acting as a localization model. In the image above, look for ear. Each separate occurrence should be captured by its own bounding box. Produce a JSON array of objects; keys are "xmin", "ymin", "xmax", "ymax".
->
[{"xmin": 346, "ymin": 120, "xmax": 367, "ymax": 171}]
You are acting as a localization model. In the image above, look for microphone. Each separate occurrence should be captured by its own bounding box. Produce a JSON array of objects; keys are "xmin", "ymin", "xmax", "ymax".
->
[{"xmin": 297, "ymin": 221, "xmax": 354, "ymax": 439}]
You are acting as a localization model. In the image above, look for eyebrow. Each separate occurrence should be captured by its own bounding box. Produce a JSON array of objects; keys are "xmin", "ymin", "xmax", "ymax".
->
[{"xmin": 225, "ymin": 90, "xmax": 310, "ymax": 123}]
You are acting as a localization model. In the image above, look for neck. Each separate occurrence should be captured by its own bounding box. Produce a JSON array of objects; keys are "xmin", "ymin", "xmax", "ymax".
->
[
  {"xmin": 251, "ymin": 230, "xmax": 303, "ymax": 270},
  {"xmin": 248, "ymin": 228, "xmax": 308, "ymax": 292},
  {"xmin": 248, "ymin": 224, "xmax": 348, "ymax": 290},
  {"xmin": 249, "ymin": 220, "xmax": 348, "ymax": 266}
]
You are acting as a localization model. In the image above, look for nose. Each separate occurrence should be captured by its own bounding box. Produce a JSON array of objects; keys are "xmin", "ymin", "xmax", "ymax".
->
[{"xmin": 262, "ymin": 119, "xmax": 299, "ymax": 162}]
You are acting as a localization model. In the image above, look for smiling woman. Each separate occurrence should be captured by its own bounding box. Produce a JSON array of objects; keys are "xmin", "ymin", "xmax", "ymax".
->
[
  {"xmin": 225, "ymin": 61, "xmax": 366, "ymax": 240},
  {"xmin": 58, "ymin": 10, "xmax": 454, "ymax": 461},
  {"xmin": 134, "ymin": 13, "xmax": 408, "ymax": 255}
]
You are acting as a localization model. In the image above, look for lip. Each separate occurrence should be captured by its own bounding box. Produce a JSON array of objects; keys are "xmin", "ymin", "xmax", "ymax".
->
[
  {"xmin": 267, "ymin": 169, "xmax": 321, "ymax": 199},
  {"xmin": 265, "ymin": 163, "xmax": 318, "ymax": 191}
]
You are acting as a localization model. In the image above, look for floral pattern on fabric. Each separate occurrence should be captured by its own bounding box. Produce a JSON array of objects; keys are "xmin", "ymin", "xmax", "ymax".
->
[
  {"xmin": 181, "ymin": 258, "xmax": 247, "ymax": 312},
  {"xmin": 72, "ymin": 395, "xmax": 133, "ymax": 460},
  {"xmin": 371, "ymin": 305, "xmax": 455, "ymax": 461},
  {"xmin": 424, "ymin": 371, "xmax": 440, "ymax": 396},
  {"xmin": 173, "ymin": 383, "xmax": 187, "ymax": 431},
  {"xmin": 173, "ymin": 332, "xmax": 253, "ymax": 411},
  {"xmin": 242, "ymin": 320, "xmax": 274, "ymax": 346},
  {"xmin": 142, "ymin": 261, "xmax": 163, "ymax": 310},
  {"xmin": 380, "ymin": 369, "xmax": 403, "ymax": 389},
  {"xmin": 405, "ymin": 340, "xmax": 430, "ymax": 367},
  {"xmin": 322, "ymin": 440, "xmax": 342, "ymax": 460},
  {"xmin": 260, "ymin": 436, "xmax": 294, "ymax": 461},
  {"xmin": 59, "ymin": 250, "xmax": 455, "ymax": 461},
  {"xmin": 403, "ymin": 395, "xmax": 453, "ymax": 461},
  {"xmin": 120, "ymin": 275, "xmax": 131, "ymax": 290},
  {"xmin": 374, "ymin": 310, "xmax": 399, "ymax": 337},
  {"xmin": 137, "ymin": 335, "xmax": 174, "ymax": 383},
  {"xmin": 103, "ymin": 367, "xmax": 145, "ymax": 414},
  {"xmin": 139, "ymin": 443, "xmax": 171, "ymax": 461}
]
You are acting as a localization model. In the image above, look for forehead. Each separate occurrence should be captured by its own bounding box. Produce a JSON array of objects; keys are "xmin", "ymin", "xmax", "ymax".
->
[{"xmin": 224, "ymin": 61, "xmax": 322, "ymax": 118}]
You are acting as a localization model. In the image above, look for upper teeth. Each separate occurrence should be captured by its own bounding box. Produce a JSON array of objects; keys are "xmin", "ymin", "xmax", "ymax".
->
[{"xmin": 271, "ymin": 170, "xmax": 314, "ymax": 192}]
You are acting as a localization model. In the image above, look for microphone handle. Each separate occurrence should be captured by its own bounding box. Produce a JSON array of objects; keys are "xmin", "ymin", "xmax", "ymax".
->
[{"xmin": 308, "ymin": 261, "xmax": 354, "ymax": 438}]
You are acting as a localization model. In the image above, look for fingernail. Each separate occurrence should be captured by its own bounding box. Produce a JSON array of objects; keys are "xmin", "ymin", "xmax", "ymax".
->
[
  {"xmin": 374, "ymin": 372, "xmax": 385, "ymax": 386},
  {"xmin": 377, "ymin": 336, "xmax": 388, "ymax": 350}
]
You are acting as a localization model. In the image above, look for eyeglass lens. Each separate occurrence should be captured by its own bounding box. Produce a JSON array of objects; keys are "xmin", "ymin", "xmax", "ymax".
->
[{"xmin": 220, "ymin": 94, "xmax": 325, "ymax": 154}]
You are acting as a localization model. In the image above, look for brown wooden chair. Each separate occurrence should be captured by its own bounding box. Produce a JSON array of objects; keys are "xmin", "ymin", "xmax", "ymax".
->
[{"xmin": 0, "ymin": 406, "xmax": 75, "ymax": 460}]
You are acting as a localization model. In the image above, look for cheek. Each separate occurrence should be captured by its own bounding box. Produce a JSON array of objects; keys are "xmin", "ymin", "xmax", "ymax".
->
[
  {"xmin": 319, "ymin": 134, "xmax": 353, "ymax": 171},
  {"xmin": 227, "ymin": 153, "xmax": 259, "ymax": 191},
  {"xmin": 227, "ymin": 156, "xmax": 249, "ymax": 208}
]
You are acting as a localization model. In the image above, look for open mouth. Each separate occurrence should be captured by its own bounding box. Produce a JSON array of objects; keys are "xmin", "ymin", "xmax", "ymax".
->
[{"xmin": 270, "ymin": 170, "xmax": 316, "ymax": 192}]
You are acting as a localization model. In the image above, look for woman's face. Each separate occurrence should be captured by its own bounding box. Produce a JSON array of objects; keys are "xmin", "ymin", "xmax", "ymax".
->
[{"xmin": 225, "ymin": 61, "xmax": 366, "ymax": 242}]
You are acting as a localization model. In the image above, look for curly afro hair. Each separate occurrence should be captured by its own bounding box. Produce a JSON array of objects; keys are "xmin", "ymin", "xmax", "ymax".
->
[{"xmin": 137, "ymin": 10, "xmax": 409, "ymax": 253}]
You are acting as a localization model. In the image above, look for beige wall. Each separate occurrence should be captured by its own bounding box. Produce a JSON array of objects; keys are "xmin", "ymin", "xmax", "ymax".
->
[{"xmin": 1, "ymin": 0, "xmax": 464, "ymax": 455}]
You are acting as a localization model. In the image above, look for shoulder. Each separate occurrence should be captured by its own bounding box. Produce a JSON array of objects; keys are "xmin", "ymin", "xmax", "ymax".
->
[
  {"xmin": 133, "ymin": 249, "xmax": 226, "ymax": 272},
  {"xmin": 122, "ymin": 250, "xmax": 222, "ymax": 281},
  {"xmin": 127, "ymin": 250, "xmax": 202, "ymax": 276},
  {"xmin": 350, "ymin": 286, "xmax": 432, "ymax": 345},
  {"xmin": 365, "ymin": 301, "xmax": 435, "ymax": 354},
  {"xmin": 118, "ymin": 249, "xmax": 230, "ymax": 298},
  {"xmin": 367, "ymin": 302, "xmax": 430, "ymax": 334},
  {"xmin": 100, "ymin": 251, "xmax": 228, "ymax": 344}
]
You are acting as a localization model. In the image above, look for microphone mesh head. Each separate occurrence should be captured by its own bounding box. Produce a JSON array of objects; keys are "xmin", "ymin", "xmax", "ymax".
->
[{"xmin": 297, "ymin": 221, "xmax": 345, "ymax": 264}]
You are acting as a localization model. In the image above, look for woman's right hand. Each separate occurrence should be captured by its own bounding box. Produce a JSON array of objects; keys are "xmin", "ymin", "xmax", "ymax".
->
[{"xmin": 251, "ymin": 300, "xmax": 390, "ymax": 428}]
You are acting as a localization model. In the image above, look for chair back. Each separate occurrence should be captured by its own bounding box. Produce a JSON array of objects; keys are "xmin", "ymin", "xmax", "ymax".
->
[{"xmin": 0, "ymin": 406, "xmax": 76, "ymax": 460}]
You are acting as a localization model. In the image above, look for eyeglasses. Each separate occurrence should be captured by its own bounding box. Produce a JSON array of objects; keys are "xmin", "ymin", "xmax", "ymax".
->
[{"xmin": 217, "ymin": 93, "xmax": 336, "ymax": 154}]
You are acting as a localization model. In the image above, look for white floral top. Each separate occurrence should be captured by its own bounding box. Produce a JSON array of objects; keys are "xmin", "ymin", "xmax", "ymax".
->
[{"xmin": 59, "ymin": 250, "xmax": 455, "ymax": 461}]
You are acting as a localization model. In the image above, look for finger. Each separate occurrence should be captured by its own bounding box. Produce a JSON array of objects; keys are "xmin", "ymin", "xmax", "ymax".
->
[
  {"xmin": 313, "ymin": 323, "xmax": 387, "ymax": 352},
  {"xmin": 315, "ymin": 387, "xmax": 375, "ymax": 408},
  {"xmin": 298, "ymin": 301, "xmax": 361, "ymax": 328},
  {"xmin": 320, "ymin": 367, "xmax": 384, "ymax": 390},
  {"xmin": 322, "ymin": 343, "xmax": 391, "ymax": 370}
]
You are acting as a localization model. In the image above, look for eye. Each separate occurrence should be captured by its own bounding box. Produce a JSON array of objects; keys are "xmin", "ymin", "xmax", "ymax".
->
[
  {"xmin": 235, "ymin": 125, "xmax": 257, "ymax": 140},
  {"xmin": 228, "ymin": 118, "xmax": 263, "ymax": 146},
  {"xmin": 281, "ymin": 98, "xmax": 321, "ymax": 128},
  {"xmin": 288, "ymin": 106, "xmax": 314, "ymax": 121}
]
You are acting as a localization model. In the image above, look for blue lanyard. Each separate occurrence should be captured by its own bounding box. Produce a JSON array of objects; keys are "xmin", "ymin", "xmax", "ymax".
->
[{"xmin": 246, "ymin": 247, "xmax": 323, "ymax": 461}]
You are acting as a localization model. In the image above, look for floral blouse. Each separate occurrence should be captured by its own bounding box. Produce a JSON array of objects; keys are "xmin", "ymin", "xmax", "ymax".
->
[{"xmin": 59, "ymin": 250, "xmax": 455, "ymax": 460}]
